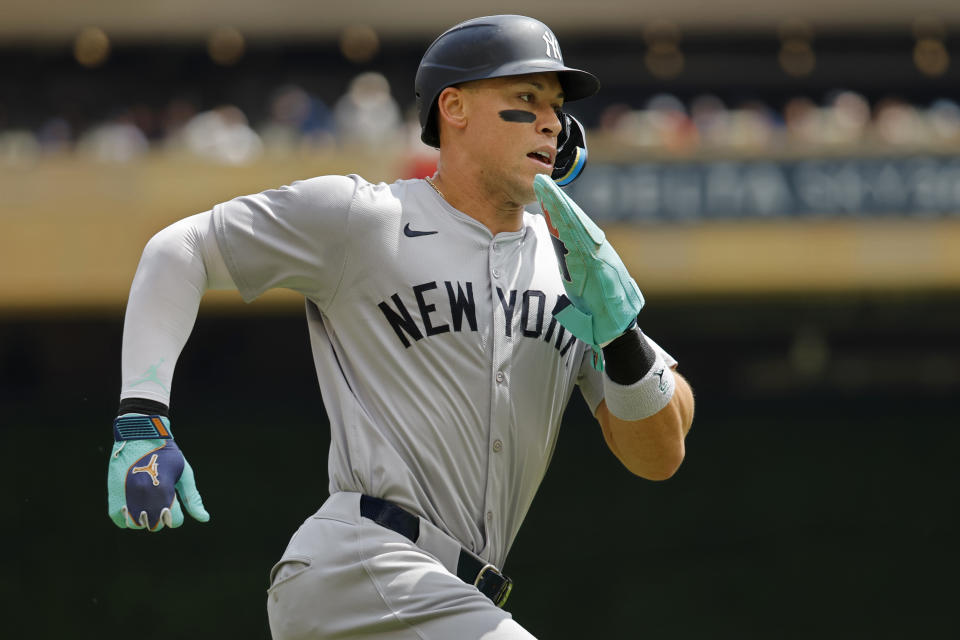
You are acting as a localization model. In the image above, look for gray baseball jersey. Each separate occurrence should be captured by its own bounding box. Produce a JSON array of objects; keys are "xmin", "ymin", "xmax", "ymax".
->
[{"xmin": 212, "ymin": 175, "xmax": 675, "ymax": 568}]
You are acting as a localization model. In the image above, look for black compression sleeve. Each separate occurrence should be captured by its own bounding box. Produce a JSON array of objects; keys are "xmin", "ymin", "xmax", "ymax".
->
[
  {"xmin": 117, "ymin": 397, "xmax": 170, "ymax": 418},
  {"xmin": 602, "ymin": 325, "xmax": 657, "ymax": 385}
]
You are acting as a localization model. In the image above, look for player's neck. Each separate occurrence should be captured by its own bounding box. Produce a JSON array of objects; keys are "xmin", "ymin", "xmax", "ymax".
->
[{"xmin": 430, "ymin": 167, "xmax": 525, "ymax": 236}]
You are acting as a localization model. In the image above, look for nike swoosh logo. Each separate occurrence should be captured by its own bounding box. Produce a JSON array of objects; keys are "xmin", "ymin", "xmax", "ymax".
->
[{"xmin": 404, "ymin": 223, "xmax": 438, "ymax": 237}]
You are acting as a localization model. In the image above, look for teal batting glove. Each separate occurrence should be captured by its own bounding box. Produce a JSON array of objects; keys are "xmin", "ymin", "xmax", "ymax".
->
[
  {"xmin": 107, "ymin": 414, "xmax": 210, "ymax": 531},
  {"xmin": 533, "ymin": 174, "xmax": 645, "ymax": 367}
]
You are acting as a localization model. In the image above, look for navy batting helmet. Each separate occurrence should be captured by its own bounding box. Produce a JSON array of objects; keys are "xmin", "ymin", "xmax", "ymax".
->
[{"xmin": 415, "ymin": 15, "xmax": 600, "ymax": 149}]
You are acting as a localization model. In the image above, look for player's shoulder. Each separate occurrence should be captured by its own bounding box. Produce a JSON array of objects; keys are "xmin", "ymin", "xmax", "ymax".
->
[
  {"xmin": 287, "ymin": 173, "xmax": 364, "ymax": 202},
  {"xmin": 309, "ymin": 174, "xmax": 419, "ymax": 202},
  {"xmin": 282, "ymin": 173, "xmax": 408, "ymax": 211},
  {"xmin": 385, "ymin": 177, "xmax": 428, "ymax": 201},
  {"xmin": 350, "ymin": 176, "xmax": 437, "ymax": 217}
]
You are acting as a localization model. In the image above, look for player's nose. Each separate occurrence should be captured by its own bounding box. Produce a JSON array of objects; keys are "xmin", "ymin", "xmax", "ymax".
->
[{"xmin": 538, "ymin": 107, "xmax": 561, "ymax": 137}]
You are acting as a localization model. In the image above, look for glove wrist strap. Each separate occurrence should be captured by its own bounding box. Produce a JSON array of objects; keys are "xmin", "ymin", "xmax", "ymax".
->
[{"xmin": 113, "ymin": 414, "xmax": 174, "ymax": 441}]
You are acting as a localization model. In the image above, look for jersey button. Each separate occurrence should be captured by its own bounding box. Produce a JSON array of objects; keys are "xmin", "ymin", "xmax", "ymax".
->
[
  {"xmin": 495, "ymin": 371, "xmax": 504, "ymax": 383},
  {"xmin": 486, "ymin": 511, "xmax": 493, "ymax": 522},
  {"xmin": 493, "ymin": 439, "xmax": 503, "ymax": 453},
  {"xmin": 492, "ymin": 269, "xmax": 501, "ymax": 279}
]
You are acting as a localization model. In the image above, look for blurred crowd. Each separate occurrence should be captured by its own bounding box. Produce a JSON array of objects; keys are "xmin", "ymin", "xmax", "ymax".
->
[
  {"xmin": 596, "ymin": 91, "xmax": 960, "ymax": 153},
  {"xmin": 2, "ymin": 72, "xmax": 959, "ymax": 165},
  {"xmin": 0, "ymin": 71, "xmax": 419, "ymax": 166}
]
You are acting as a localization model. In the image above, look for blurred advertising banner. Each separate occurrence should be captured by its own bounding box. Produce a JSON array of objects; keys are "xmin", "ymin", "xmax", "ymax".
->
[
  {"xmin": 3, "ymin": 151, "xmax": 960, "ymax": 311},
  {"xmin": 567, "ymin": 154, "xmax": 960, "ymax": 222}
]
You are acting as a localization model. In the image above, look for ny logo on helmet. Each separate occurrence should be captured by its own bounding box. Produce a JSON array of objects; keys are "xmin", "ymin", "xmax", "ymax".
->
[{"xmin": 542, "ymin": 31, "xmax": 562, "ymax": 61}]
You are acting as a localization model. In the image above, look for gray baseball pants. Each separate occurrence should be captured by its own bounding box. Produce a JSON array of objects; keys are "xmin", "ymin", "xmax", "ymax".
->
[{"xmin": 266, "ymin": 492, "xmax": 536, "ymax": 639}]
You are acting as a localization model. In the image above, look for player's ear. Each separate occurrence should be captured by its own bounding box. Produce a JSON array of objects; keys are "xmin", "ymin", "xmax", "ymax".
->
[{"xmin": 436, "ymin": 86, "xmax": 468, "ymax": 138}]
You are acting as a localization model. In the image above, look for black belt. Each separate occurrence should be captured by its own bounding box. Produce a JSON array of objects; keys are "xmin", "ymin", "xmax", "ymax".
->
[{"xmin": 359, "ymin": 494, "xmax": 513, "ymax": 607}]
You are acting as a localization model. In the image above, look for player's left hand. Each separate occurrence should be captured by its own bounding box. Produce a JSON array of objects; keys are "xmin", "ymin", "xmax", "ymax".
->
[
  {"xmin": 107, "ymin": 414, "xmax": 210, "ymax": 531},
  {"xmin": 533, "ymin": 174, "xmax": 645, "ymax": 352}
]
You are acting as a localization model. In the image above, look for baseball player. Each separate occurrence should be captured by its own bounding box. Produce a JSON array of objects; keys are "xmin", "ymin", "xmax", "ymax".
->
[{"xmin": 107, "ymin": 15, "xmax": 694, "ymax": 639}]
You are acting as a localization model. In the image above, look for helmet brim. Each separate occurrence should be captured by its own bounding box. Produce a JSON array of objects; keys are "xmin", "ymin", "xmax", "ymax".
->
[{"xmin": 483, "ymin": 61, "xmax": 599, "ymax": 102}]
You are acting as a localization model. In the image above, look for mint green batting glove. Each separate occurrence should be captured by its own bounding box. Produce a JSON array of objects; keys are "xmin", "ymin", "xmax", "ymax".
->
[
  {"xmin": 533, "ymin": 174, "xmax": 645, "ymax": 365},
  {"xmin": 107, "ymin": 414, "xmax": 210, "ymax": 531}
]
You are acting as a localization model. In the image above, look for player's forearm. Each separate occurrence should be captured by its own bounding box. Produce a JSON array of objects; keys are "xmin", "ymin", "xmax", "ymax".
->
[
  {"xmin": 598, "ymin": 372, "xmax": 694, "ymax": 479},
  {"xmin": 595, "ymin": 327, "xmax": 694, "ymax": 479},
  {"xmin": 120, "ymin": 212, "xmax": 233, "ymax": 407}
]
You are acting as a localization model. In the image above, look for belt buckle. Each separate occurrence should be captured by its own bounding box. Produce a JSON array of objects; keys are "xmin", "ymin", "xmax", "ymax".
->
[{"xmin": 474, "ymin": 563, "xmax": 514, "ymax": 608}]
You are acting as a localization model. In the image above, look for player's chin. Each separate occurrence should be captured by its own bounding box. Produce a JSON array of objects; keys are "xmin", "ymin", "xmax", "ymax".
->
[
  {"xmin": 516, "ymin": 180, "xmax": 539, "ymax": 205},
  {"xmin": 522, "ymin": 169, "xmax": 552, "ymax": 202}
]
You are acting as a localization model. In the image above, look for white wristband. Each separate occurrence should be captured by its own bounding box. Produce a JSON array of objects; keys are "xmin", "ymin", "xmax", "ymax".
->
[{"xmin": 602, "ymin": 351, "xmax": 676, "ymax": 420}]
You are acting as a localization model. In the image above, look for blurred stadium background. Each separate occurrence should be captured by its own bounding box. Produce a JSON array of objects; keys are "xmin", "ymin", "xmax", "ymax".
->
[{"xmin": 2, "ymin": 2, "xmax": 958, "ymax": 638}]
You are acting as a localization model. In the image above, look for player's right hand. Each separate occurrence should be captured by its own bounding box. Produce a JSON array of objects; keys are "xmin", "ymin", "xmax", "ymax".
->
[
  {"xmin": 107, "ymin": 414, "xmax": 210, "ymax": 531},
  {"xmin": 533, "ymin": 174, "xmax": 645, "ymax": 351}
]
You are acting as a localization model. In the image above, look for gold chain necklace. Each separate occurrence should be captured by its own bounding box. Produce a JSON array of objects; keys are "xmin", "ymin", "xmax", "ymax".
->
[{"xmin": 424, "ymin": 175, "xmax": 446, "ymax": 201}]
